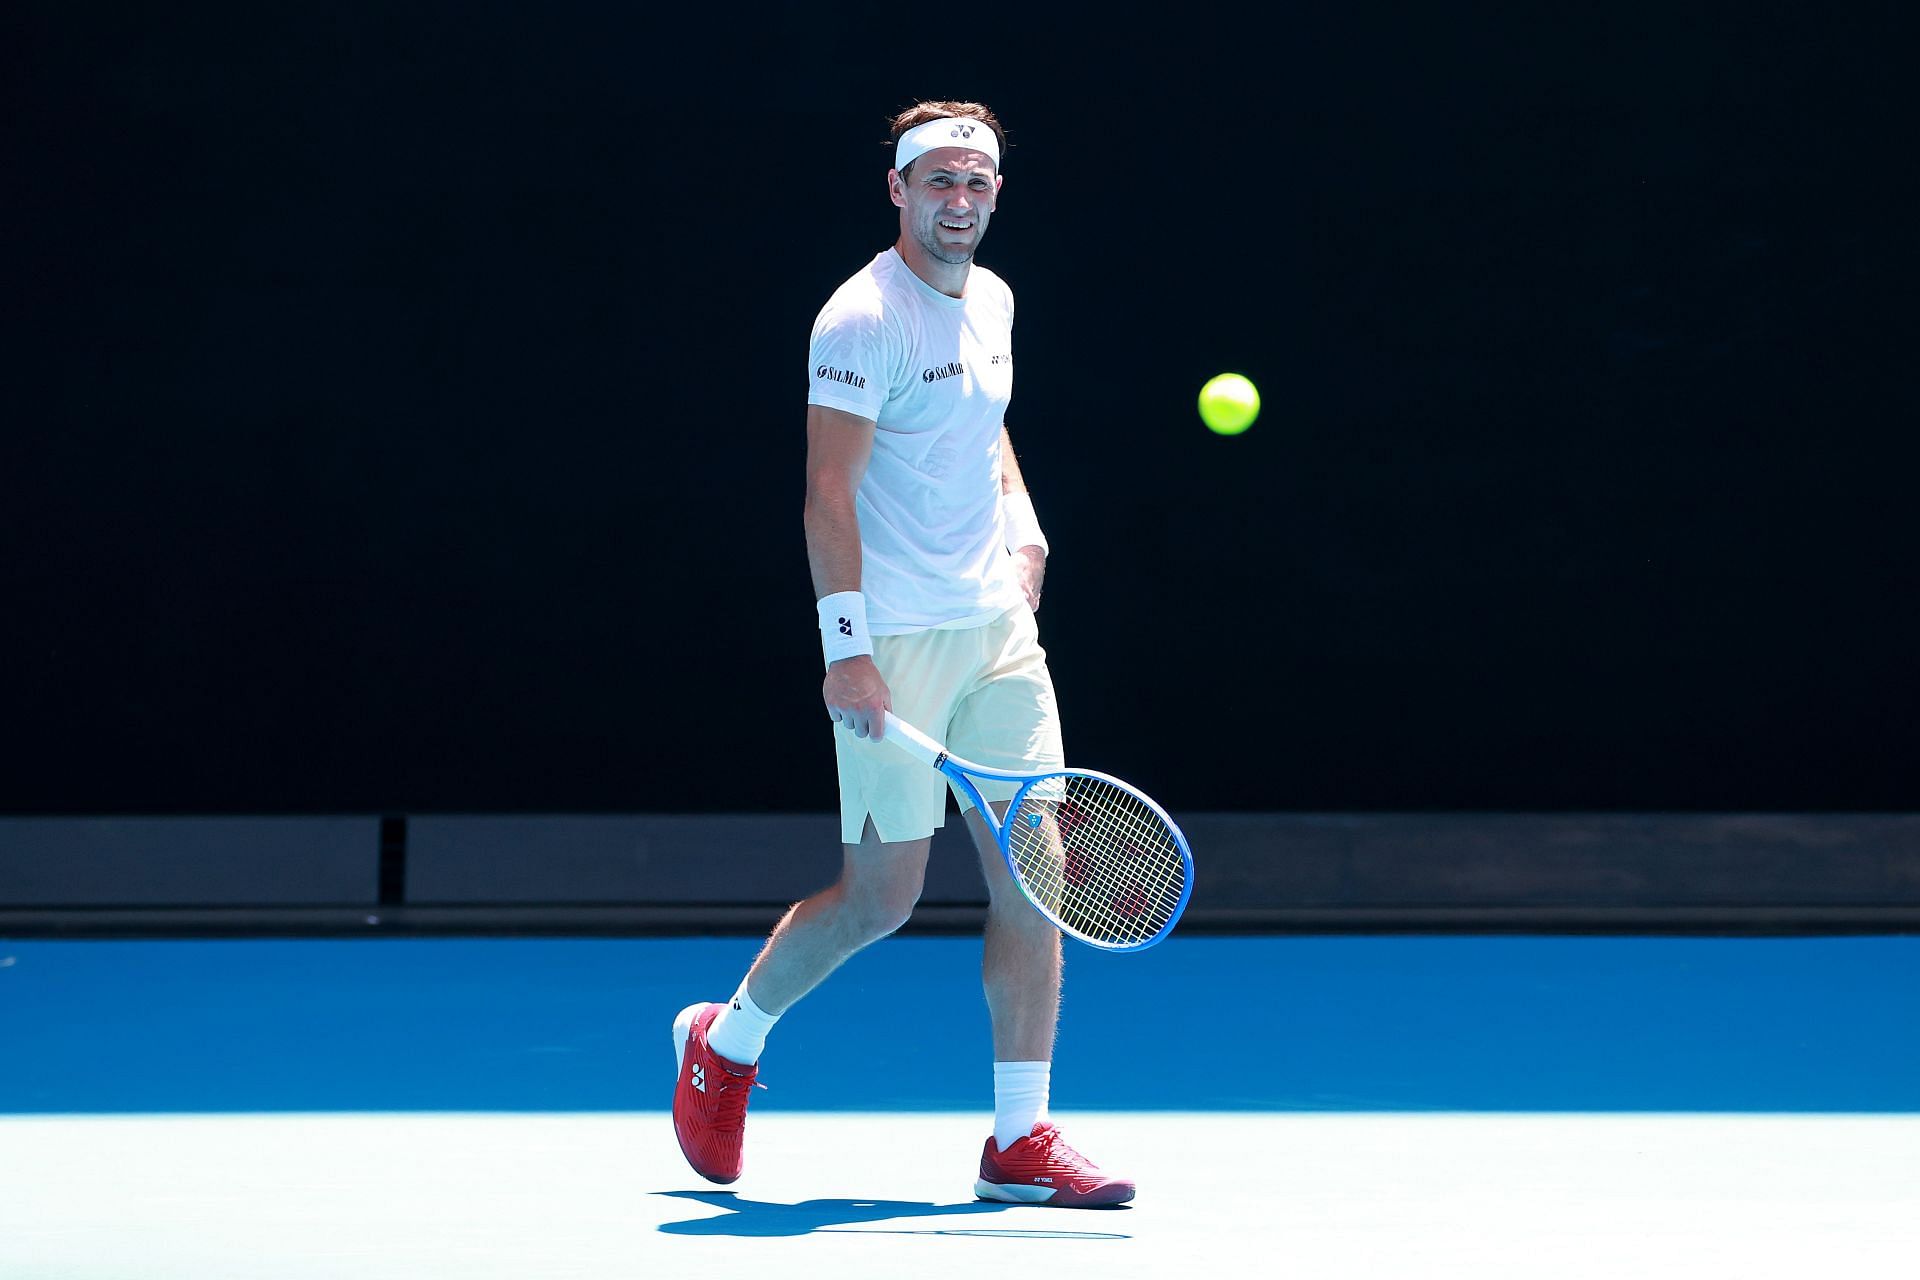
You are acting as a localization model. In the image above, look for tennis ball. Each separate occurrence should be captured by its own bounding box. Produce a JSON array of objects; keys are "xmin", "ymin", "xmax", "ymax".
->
[{"xmin": 1198, "ymin": 372, "xmax": 1260, "ymax": 435}]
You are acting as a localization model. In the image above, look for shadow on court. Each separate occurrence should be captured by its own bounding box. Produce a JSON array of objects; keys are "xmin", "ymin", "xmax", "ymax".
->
[{"xmin": 654, "ymin": 1190, "xmax": 1131, "ymax": 1238}]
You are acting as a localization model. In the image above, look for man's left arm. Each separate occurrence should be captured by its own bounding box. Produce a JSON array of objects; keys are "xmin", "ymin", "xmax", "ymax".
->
[{"xmin": 1000, "ymin": 425, "xmax": 1047, "ymax": 611}]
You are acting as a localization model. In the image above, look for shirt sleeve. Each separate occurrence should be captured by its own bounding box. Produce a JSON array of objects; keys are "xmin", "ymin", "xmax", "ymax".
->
[{"xmin": 807, "ymin": 296, "xmax": 894, "ymax": 421}]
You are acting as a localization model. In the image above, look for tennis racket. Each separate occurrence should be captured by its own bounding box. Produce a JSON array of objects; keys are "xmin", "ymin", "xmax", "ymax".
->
[{"xmin": 882, "ymin": 711, "xmax": 1193, "ymax": 951}]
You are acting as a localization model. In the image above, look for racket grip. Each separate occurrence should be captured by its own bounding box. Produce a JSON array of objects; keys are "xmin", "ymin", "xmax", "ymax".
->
[{"xmin": 880, "ymin": 712, "xmax": 946, "ymax": 768}]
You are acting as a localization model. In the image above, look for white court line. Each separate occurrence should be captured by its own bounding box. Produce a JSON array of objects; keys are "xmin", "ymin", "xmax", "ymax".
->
[{"xmin": 0, "ymin": 1112, "xmax": 1915, "ymax": 1279}]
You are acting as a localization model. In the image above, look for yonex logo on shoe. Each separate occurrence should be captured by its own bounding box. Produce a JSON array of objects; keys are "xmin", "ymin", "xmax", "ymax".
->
[{"xmin": 691, "ymin": 1064, "xmax": 706, "ymax": 1093}]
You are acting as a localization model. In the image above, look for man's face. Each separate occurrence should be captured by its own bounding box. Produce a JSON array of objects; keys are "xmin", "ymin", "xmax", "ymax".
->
[{"xmin": 890, "ymin": 146, "xmax": 1001, "ymax": 265}]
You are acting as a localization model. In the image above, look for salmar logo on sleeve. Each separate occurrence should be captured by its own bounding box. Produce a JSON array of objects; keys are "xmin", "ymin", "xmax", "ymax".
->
[
  {"xmin": 816, "ymin": 365, "xmax": 867, "ymax": 389},
  {"xmin": 921, "ymin": 361, "xmax": 964, "ymax": 384}
]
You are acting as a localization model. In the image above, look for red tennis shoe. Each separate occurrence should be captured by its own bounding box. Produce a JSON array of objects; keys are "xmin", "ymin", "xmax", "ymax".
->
[
  {"xmin": 975, "ymin": 1122, "xmax": 1135, "ymax": 1207},
  {"xmin": 671, "ymin": 1001, "xmax": 762, "ymax": 1184}
]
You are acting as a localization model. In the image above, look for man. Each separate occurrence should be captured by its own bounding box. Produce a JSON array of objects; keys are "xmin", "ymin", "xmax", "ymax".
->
[{"xmin": 670, "ymin": 101, "xmax": 1133, "ymax": 1209}]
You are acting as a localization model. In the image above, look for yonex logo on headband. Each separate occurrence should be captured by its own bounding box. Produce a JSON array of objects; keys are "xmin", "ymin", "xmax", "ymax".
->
[{"xmin": 894, "ymin": 116, "xmax": 1001, "ymax": 173}]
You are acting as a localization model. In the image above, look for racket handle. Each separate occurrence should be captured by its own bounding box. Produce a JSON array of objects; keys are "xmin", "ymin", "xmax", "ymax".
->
[{"xmin": 881, "ymin": 712, "xmax": 946, "ymax": 768}]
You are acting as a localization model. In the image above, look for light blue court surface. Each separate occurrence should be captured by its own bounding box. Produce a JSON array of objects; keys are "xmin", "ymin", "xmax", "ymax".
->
[
  {"xmin": 3, "ymin": 935, "xmax": 1917, "ymax": 1113},
  {"xmin": 4, "ymin": 936, "xmax": 1919, "ymax": 1279}
]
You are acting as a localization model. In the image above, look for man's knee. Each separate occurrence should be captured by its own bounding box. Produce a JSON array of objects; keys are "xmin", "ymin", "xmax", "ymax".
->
[
  {"xmin": 839, "ymin": 834, "xmax": 929, "ymax": 940},
  {"xmin": 856, "ymin": 887, "xmax": 920, "ymax": 940}
]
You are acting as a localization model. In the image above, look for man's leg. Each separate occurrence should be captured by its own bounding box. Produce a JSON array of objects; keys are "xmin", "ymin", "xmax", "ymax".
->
[
  {"xmin": 964, "ymin": 801, "xmax": 1062, "ymax": 1063},
  {"xmin": 670, "ymin": 819, "xmax": 929, "ymax": 1185},
  {"xmin": 965, "ymin": 799, "xmax": 1134, "ymax": 1207},
  {"xmin": 737, "ymin": 819, "xmax": 932, "ymax": 1016}
]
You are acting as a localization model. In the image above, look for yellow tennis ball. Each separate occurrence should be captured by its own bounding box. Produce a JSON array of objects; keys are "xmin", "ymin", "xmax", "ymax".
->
[{"xmin": 1198, "ymin": 373, "xmax": 1260, "ymax": 435}]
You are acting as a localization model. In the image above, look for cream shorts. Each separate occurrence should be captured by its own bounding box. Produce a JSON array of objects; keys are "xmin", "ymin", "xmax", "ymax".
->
[{"xmin": 835, "ymin": 603, "xmax": 1064, "ymax": 845}]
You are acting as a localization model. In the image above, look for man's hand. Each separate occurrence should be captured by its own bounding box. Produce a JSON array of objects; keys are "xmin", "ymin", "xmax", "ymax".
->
[
  {"xmin": 823, "ymin": 654, "xmax": 892, "ymax": 739},
  {"xmin": 1013, "ymin": 545, "xmax": 1046, "ymax": 612}
]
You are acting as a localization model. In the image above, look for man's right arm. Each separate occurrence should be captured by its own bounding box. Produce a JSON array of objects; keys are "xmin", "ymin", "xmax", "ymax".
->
[{"xmin": 805, "ymin": 403, "xmax": 892, "ymax": 739}]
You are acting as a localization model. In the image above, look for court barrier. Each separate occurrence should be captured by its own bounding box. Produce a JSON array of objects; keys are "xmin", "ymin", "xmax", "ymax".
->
[{"xmin": 2, "ymin": 812, "xmax": 1918, "ymax": 935}]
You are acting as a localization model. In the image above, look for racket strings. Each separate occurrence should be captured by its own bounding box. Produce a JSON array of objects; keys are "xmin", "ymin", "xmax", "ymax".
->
[{"xmin": 1007, "ymin": 774, "xmax": 1188, "ymax": 947}]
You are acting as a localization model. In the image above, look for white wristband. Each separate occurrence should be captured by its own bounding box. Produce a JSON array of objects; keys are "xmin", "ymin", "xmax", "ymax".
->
[
  {"xmin": 817, "ymin": 590, "xmax": 873, "ymax": 666},
  {"xmin": 1003, "ymin": 490, "xmax": 1049, "ymax": 556}
]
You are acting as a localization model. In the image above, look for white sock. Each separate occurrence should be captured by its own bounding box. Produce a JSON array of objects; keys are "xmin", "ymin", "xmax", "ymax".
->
[
  {"xmin": 705, "ymin": 980, "xmax": 779, "ymax": 1066},
  {"xmin": 993, "ymin": 1061, "xmax": 1051, "ymax": 1151}
]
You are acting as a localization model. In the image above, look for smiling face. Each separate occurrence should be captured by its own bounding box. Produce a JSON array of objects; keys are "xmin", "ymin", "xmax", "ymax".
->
[{"xmin": 890, "ymin": 145, "xmax": 1002, "ymax": 277}]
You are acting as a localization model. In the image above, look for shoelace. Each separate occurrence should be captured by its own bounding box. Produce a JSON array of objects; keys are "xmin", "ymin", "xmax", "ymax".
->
[
  {"xmin": 1028, "ymin": 1127, "xmax": 1092, "ymax": 1171},
  {"xmin": 706, "ymin": 1067, "xmax": 767, "ymax": 1135}
]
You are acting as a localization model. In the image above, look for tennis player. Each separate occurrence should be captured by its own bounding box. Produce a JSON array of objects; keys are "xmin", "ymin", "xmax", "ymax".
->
[{"xmin": 670, "ymin": 100, "xmax": 1133, "ymax": 1208}]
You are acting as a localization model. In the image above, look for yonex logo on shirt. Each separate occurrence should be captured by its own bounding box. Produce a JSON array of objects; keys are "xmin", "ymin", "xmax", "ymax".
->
[
  {"xmin": 816, "ymin": 364, "xmax": 867, "ymax": 389},
  {"xmin": 922, "ymin": 361, "xmax": 964, "ymax": 383}
]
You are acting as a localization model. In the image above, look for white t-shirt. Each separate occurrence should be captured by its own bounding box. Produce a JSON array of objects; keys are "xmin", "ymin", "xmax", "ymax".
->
[{"xmin": 807, "ymin": 248, "xmax": 1026, "ymax": 634}]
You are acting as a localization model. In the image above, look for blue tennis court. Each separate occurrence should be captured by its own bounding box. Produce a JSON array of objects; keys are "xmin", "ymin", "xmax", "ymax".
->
[
  {"xmin": 6, "ymin": 935, "xmax": 1920, "ymax": 1113},
  {"xmin": 3, "ymin": 934, "xmax": 1916, "ymax": 1276}
]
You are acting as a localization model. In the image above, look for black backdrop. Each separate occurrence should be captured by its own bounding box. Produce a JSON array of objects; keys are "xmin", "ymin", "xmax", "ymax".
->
[{"xmin": 4, "ymin": 3, "xmax": 1913, "ymax": 816}]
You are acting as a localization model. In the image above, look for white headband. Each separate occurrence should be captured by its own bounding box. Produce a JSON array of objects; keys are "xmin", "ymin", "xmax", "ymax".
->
[{"xmin": 894, "ymin": 117, "xmax": 1001, "ymax": 173}]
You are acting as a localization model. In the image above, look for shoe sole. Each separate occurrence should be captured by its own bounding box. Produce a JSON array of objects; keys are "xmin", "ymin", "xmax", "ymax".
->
[{"xmin": 974, "ymin": 1178, "xmax": 1135, "ymax": 1208}]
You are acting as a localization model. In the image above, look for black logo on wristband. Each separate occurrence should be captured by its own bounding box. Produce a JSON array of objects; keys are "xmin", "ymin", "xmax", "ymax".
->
[{"xmin": 838, "ymin": 617, "xmax": 854, "ymax": 636}]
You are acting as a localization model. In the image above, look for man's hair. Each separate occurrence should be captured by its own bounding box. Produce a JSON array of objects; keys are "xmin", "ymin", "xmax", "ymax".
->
[{"xmin": 887, "ymin": 100, "xmax": 1007, "ymax": 179}]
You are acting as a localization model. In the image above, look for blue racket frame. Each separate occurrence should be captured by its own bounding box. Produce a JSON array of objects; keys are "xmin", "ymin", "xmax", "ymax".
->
[{"xmin": 881, "ymin": 712, "xmax": 1194, "ymax": 951}]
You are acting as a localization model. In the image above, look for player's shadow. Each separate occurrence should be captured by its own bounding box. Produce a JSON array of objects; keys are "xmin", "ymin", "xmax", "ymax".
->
[{"xmin": 654, "ymin": 1190, "xmax": 1130, "ymax": 1239}]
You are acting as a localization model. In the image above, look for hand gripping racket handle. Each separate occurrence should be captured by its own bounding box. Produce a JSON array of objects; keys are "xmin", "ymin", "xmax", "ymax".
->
[{"xmin": 880, "ymin": 712, "xmax": 946, "ymax": 769}]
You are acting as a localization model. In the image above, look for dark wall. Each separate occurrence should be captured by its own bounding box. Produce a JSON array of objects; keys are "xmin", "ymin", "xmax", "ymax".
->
[{"xmin": 5, "ymin": 3, "xmax": 1913, "ymax": 815}]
